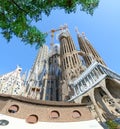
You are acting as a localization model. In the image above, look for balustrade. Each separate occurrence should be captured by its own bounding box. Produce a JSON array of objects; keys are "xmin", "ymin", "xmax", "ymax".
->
[{"xmin": 68, "ymin": 61, "xmax": 120, "ymax": 101}]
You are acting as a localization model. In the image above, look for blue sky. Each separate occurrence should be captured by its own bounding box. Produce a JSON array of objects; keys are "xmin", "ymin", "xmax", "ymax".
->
[{"xmin": 0, "ymin": 0, "xmax": 120, "ymax": 75}]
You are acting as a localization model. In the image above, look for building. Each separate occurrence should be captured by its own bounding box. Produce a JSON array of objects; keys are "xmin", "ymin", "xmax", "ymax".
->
[
  {"xmin": 25, "ymin": 45, "xmax": 49, "ymax": 100},
  {"xmin": 0, "ymin": 66, "xmax": 25, "ymax": 95},
  {"xmin": 0, "ymin": 26, "xmax": 120, "ymax": 126},
  {"xmin": 59, "ymin": 30, "xmax": 84, "ymax": 100}
]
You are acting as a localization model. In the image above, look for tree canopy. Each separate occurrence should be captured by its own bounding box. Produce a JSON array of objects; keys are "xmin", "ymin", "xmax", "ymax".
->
[{"xmin": 0, "ymin": 0, "xmax": 99, "ymax": 48}]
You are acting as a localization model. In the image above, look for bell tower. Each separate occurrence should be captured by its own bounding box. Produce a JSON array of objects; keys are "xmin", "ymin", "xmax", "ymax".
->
[
  {"xmin": 76, "ymin": 29, "xmax": 106, "ymax": 67},
  {"xmin": 59, "ymin": 28, "xmax": 83, "ymax": 100}
]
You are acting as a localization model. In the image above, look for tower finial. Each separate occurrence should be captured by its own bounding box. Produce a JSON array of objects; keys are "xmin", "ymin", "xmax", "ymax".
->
[
  {"xmin": 82, "ymin": 32, "xmax": 86, "ymax": 38},
  {"xmin": 50, "ymin": 29, "xmax": 55, "ymax": 47},
  {"xmin": 75, "ymin": 27, "xmax": 81, "ymax": 36},
  {"xmin": 64, "ymin": 24, "xmax": 68, "ymax": 29},
  {"xmin": 82, "ymin": 32, "xmax": 89, "ymax": 41}
]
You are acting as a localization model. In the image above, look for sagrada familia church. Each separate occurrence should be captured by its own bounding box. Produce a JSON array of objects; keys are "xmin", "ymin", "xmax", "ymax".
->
[{"xmin": 0, "ymin": 25, "xmax": 120, "ymax": 128}]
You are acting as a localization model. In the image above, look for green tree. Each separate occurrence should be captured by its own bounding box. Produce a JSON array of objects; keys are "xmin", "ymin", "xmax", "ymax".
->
[
  {"xmin": 106, "ymin": 120, "xmax": 120, "ymax": 129},
  {"xmin": 0, "ymin": 0, "xmax": 99, "ymax": 47}
]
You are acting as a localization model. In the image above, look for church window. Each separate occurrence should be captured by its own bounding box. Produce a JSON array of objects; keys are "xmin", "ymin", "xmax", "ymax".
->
[
  {"xmin": 46, "ymin": 95, "xmax": 49, "ymax": 100},
  {"xmin": 99, "ymin": 90, "xmax": 105, "ymax": 97}
]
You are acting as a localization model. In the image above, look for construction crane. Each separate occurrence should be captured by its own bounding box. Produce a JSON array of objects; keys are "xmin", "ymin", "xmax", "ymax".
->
[{"xmin": 46, "ymin": 25, "xmax": 68, "ymax": 46}]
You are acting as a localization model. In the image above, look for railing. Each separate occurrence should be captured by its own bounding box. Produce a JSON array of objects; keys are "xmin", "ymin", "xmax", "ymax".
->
[{"xmin": 68, "ymin": 61, "xmax": 120, "ymax": 101}]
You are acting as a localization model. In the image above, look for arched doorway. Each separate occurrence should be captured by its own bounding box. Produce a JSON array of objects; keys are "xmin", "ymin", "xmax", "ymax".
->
[
  {"xmin": 94, "ymin": 87, "xmax": 116, "ymax": 120},
  {"xmin": 106, "ymin": 79, "xmax": 120, "ymax": 99}
]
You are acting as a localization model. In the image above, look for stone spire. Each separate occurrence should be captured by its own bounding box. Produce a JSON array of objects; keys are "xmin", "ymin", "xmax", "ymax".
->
[
  {"xmin": 76, "ymin": 29, "xmax": 106, "ymax": 67},
  {"xmin": 26, "ymin": 45, "xmax": 49, "ymax": 99},
  {"xmin": 59, "ymin": 29, "xmax": 83, "ymax": 100}
]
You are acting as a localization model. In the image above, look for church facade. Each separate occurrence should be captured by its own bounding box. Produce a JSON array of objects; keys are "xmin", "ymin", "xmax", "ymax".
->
[{"xmin": 0, "ymin": 26, "xmax": 120, "ymax": 123}]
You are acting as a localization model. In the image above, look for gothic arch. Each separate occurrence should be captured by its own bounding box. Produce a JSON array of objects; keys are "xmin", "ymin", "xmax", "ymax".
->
[
  {"xmin": 94, "ymin": 87, "xmax": 111, "ymax": 112},
  {"xmin": 106, "ymin": 78, "xmax": 120, "ymax": 99},
  {"xmin": 81, "ymin": 96, "xmax": 92, "ymax": 104},
  {"xmin": 94, "ymin": 87, "xmax": 117, "ymax": 119},
  {"xmin": 94, "ymin": 87, "xmax": 107, "ymax": 99}
]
